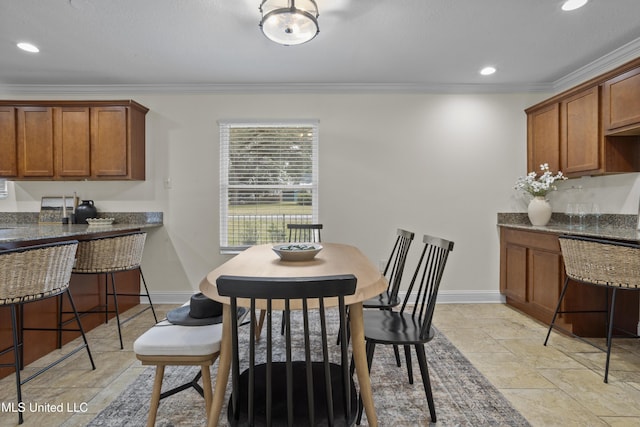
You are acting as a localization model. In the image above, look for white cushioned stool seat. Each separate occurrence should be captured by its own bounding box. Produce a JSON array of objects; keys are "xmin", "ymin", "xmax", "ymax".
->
[
  {"xmin": 133, "ymin": 302, "xmax": 223, "ymax": 427},
  {"xmin": 134, "ymin": 320, "xmax": 222, "ymax": 356}
]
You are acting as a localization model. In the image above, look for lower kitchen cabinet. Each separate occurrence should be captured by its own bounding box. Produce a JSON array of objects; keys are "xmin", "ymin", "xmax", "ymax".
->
[
  {"xmin": 500, "ymin": 228, "xmax": 564, "ymax": 324},
  {"xmin": 500, "ymin": 227, "xmax": 639, "ymax": 337}
]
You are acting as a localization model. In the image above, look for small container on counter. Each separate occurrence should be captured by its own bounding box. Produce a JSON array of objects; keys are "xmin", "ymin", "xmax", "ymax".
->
[{"xmin": 75, "ymin": 200, "xmax": 98, "ymax": 224}]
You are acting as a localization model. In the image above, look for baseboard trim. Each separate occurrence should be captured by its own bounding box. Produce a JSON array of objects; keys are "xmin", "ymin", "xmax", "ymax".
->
[
  {"xmin": 141, "ymin": 290, "xmax": 506, "ymax": 306},
  {"xmin": 437, "ymin": 290, "xmax": 506, "ymax": 304}
]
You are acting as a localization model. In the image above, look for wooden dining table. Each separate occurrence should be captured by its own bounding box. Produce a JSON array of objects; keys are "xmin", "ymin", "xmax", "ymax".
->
[{"xmin": 199, "ymin": 242, "xmax": 387, "ymax": 427}]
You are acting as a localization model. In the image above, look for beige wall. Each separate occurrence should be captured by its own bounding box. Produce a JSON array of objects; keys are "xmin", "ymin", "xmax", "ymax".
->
[{"xmin": 3, "ymin": 91, "xmax": 639, "ymax": 303}]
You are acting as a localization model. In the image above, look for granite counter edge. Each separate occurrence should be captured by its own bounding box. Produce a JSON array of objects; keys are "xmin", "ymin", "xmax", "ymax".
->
[{"xmin": 497, "ymin": 212, "xmax": 640, "ymax": 242}]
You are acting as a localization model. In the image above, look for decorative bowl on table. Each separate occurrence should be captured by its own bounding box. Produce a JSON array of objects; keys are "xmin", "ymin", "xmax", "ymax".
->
[
  {"xmin": 272, "ymin": 243, "xmax": 323, "ymax": 261},
  {"xmin": 86, "ymin": 218, "xmax": 115, "ymax": 226}
]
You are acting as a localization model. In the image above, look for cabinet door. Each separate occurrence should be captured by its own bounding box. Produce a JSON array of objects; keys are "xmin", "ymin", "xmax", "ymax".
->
[
  {"xmin": 17, "ymin": 107, "xmax": 54, "ymax": 177},
  {"xmin": 54, "ymin": 107, "xmax": 91, "ymax": 177},
  {"xmin": 527, "ymin": 103, "xmax": 560, "ymax": 173},
  {"xmin": 0, "ymin": 106, "xmax": 18, "ymax": 177},
  {"xmin": 528, "ymin": 248, "xmax": 563, "ymax": 322},
  {"xmin": 603, "ymin": 67, "xmax": 640, "ymax": 134},
  {"xmin": 503, "ymin": 243, "xmax": 528, "ymax": 303},
  {"xmin": 560, "ymin": 86, "xmax": 601, "ymax": 174},
  {"xmin": 90, "ymin": 106, "xmax": 128, "ymax": 177}
]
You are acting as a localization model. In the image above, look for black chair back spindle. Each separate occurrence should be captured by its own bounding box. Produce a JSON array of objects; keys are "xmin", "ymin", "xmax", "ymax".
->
[
  {"xmin": 218, "ymin": 274, "xmax": 357, "ymax": 427},
  {"xmin": 287, "ymin": 223, "xmax": 323, "ymax": 243}
]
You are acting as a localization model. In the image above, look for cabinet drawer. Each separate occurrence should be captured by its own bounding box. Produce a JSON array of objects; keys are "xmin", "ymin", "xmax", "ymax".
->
[{"xmin": 502, "ymin": 228, "xmax": 560, "ymax": 252}]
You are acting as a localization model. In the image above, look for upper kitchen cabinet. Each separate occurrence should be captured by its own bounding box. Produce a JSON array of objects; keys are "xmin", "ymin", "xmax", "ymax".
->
[
  {"xmin": 0, "ymin": 106, "xmax": 18, "ymax": 177},
  {"xmin": 17, "ymin": 106, "xmax": 55, "ymax": 178},
  {"xmin": 0, "ymin": 100, "xmax": 148, "ymax": 181},
  {"xmin": 91, "ymin": 105, "xmax": 146, "ymax": 179},
  {"xmin": 603, "ymin": 67, "xmax": 640, "ymax": 135},
  {"xmin": 527, "ymin": 103, "xmax": 560, "ymax": 174},
  {"xmin": 560, "ymin": 86, "xmax": 601, "ymax": 175},
  {"xmin": 55, "ymin": 106, "xmax": 91, "ymax": 178},
  {"xmin": 525, "ymin": 57, "xmax": 640, "ymax": 177}
]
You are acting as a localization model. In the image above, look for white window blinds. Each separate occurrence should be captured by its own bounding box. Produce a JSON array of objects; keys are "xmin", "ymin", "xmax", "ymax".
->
[{"xmin": 219, "ymin": 120, "xmax": 319, "ymax": 253}]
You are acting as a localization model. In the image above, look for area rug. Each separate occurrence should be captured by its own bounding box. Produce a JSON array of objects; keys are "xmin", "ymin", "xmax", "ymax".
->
[{"xmin": 88, "ymin": 310, "xmax": 530, "ymax": 427}]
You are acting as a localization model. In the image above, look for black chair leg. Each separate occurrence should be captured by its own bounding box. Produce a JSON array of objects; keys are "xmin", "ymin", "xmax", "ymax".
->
[
  {"xmin": 604, "ymin": 288, "xmax": 617, "ymax": 383},
  {"xmin": 393, "ymin": 345, "xmax": 401, "ymax": 367},
  {"xmin": 404, "ymin": 344, "xmax": 413, "ymax": 384},
  {"xmin": 415, "ymin": 344, "xmax": 436, "ymax": 423},
  {"xmin": 544, "ymin": 277, "xmax": 570, "ymax": 346}
]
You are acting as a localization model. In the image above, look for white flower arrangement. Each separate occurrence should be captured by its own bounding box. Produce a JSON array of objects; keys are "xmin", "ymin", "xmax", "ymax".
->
[{"xmin": 514, "ymin": 163, "xmax": 567, "ymax": 198}]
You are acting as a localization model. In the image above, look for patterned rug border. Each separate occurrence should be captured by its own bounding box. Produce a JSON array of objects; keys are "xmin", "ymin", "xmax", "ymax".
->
[{"xmin": 89, "ymin": 311, "xmax": 530, "ymax": 426}]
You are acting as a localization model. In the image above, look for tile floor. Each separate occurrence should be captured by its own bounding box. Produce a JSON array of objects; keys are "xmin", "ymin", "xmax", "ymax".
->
[{"xmin": 1, "ymin": 303, "xmax": 639, "ymax": 426}]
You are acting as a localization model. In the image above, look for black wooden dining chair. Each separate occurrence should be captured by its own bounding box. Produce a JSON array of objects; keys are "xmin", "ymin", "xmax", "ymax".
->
[
  {"xmin": 254, "ymin": 223, "xmax": 324, "ymax": 339},
  {"xmin": 357, "ymin": 234, "xmax": 454, "ymax": 424},
  {"xmin": 545, "ymin": 235, "xmax": 640, "ymax": 383},
  {"xmin": 217, "ymin": 274, "xmax": 357, "ymax": 427},
  {"xmin": 341, "ymin": 228, "xmax": 414, "ymax": 368}
]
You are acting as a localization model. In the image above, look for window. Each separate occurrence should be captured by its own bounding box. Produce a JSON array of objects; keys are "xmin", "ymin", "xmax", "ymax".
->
[{"xmin": 219, "ymin": 120, "xmax": 319, "ymax": 252}]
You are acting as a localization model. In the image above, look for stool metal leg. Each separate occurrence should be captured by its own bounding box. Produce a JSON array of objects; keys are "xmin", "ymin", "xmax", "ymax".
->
[
  {"xmin": 604, "ymin": 288, "xmax": 618, "ymax": 383},
  {"xmin": 10, "ymin": 305, "xmax": 24, "ymax": 425},
  {"xmin": 139, "ymin": 268, "xmax": 158, "ymax": 323},
  {"xmin": 65, "ymin": 288, "xmax": 96, "ymax": 370},
  {"xmin": 545, "ymin": 277, "xmax": 571, "ymax": 346},
  {"xmin": 104, "ymin": 273, "xmax": 110, "ymax": 324},
  {"xmin": 109, "ymin": 272, "xmax": 124, "ymax": 349}
]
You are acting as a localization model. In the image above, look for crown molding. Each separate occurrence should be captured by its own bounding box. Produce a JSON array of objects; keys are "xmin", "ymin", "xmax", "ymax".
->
[
  {"xmin": 0, "ymin": 82, "xmax": 552, "ymax": 96},
  {"xmin": 552, "ymin": 36, "xmax": 640, "ymax": 93}
]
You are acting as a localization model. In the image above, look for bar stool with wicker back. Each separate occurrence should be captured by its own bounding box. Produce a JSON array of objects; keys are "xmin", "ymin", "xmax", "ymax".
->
[
  {"xmin": 545, "ymin": 235, "xmax": 640, "ymax": 383},
  {"xmin": 0, "ymin": 240, "xmax": 95, "ymax": 425},
  {"xmin": 69, "ymin": 231, "xmax": 157, "ymax": 349}
]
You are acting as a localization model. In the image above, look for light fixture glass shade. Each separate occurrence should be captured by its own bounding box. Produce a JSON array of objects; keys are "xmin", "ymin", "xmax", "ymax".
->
[{"xmin": 260, "ymin": 0, "xmax": 319, "ymax": 46}]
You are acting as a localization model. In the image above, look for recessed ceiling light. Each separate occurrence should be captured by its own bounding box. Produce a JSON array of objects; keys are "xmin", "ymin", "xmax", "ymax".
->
[
  {"xmin": 480, "ymin": 66, "xmax": 496, "ymax": 76},
  {"xmin": 562, "ymin": 0, "xmax": 588, "ymax": 11},
  {"xmin": 17, "ymin": 42, "xmax": 39, "ymax": 53}
]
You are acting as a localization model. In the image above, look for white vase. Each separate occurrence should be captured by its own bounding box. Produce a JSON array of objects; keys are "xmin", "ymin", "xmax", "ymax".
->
[{"xmin": 527, "ymin": 196, "xmax": 552, "ymax": 226}]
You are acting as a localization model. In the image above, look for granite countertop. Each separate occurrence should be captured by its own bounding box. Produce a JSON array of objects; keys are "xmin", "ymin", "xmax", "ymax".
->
[
  {"xmin": 497, "ymin": 212, "xmax": 640, "ymax": 242},
  {"xmin": 0, "ymin": 212, "xmax": 163, "ymax": 244}
]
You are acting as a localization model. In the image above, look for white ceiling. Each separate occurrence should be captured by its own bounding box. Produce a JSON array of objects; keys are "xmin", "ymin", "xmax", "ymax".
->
[{"xmin": 3, "ymin": 0, "xmax": 640, "ymax": 93}]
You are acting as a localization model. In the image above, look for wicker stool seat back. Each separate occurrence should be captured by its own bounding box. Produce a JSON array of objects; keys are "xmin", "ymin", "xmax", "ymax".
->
[
  {"xmin": 0, "ymin": 241, "xmax": 77, "ymax": 305},
  {"xmin": 559, "ymin": 236, "xmax": 640, "ymax": 288},
  {"xmin": 68, "ymin": 231, "xmax": 157, "ymax": 349},
  {"xmin": 0, "ymin": 241, "xmax": 95, "ymax": 425},
  {"xmin": 545, "ymin": 235, "xmax": 640, "ymax": 383},
  {"xmin": 73, "ymin": 232, "xmax": 146, "ymax": 273}
]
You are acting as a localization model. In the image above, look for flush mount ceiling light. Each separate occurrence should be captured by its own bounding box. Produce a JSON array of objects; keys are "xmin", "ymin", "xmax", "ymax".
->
[
  {"xmin": 562, "ymin": 0, "xmax": 588, "ymax": 11},
  {"xmin": 480, "ymin": 66, "xmax": 497, "ymax": 76},
  {"xmin": 259, "ymin": 0, "xmax": 319, "ymax": 46},
  {"xmin": 17, "ymin": 42, "xmax": 39, "ymax": 53}
]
